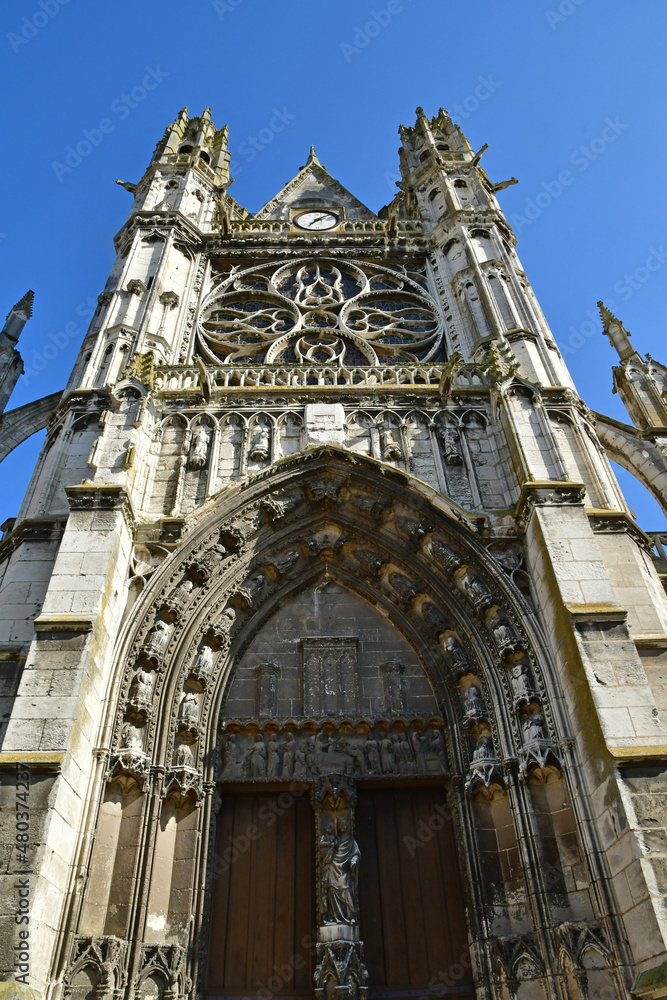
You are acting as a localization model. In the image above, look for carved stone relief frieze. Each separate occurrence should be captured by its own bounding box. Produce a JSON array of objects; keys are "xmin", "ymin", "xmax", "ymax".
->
[{"xmin": 219, "ymin": 720, "xmax": 448, "ymax": 781}]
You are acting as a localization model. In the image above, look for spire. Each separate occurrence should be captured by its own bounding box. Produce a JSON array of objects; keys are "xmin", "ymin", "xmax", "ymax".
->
[
  {"xmin": 302, "ymin": 146, "xmax": 321, "ymax": 169},
  {"xmin": 598, "ymin": 300, "xmax": 636, "ymax": 362},
  {"xmin": 1, "ymin": 290, "xmax": 34, "ymax": 346}
]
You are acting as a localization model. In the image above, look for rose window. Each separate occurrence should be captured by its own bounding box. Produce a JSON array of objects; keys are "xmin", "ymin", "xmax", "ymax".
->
[{"xmin": 198, "ymin": 258, "xmax": 442, "ymax": 365}]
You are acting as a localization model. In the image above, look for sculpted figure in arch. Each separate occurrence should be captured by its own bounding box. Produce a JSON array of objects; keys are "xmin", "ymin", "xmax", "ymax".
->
[
  {"xmin": 189, "ymin": 424, "xmax": 211, "ymax": 469},
  {"xmin": 143, "ymin": 618, "xmax": 171, "ymax": 662},
  {"xmin": 320, "ymin": 816, "xmax": 360, "ymax": 925},
  {"xmin": 129, "ymin": 665, "xmax": 155, "ymax": 709}
]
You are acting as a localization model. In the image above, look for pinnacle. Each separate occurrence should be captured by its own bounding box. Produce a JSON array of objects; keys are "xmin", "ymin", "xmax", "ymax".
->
[
  {"xmin": 597, "ymin": 300, "xmax": 619, "ymax": 325},
  {"xmin": 306, "ymin": 146, "xmax": 320, "ymax": 166},
  {"xmin": 5, "ymin": 290, "xmax": 33, "ymax": 321}
]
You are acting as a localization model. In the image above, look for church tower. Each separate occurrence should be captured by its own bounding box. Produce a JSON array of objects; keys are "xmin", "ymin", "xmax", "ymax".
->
[{"xmin": 3, "ymin": 105, "xmax": 667, "ymax": 1000}]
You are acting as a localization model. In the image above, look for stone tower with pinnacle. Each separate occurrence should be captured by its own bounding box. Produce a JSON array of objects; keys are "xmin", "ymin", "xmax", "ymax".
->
[{"xmin": 3, "ymin": 106, "xmax": 667, "ymax": 1000}]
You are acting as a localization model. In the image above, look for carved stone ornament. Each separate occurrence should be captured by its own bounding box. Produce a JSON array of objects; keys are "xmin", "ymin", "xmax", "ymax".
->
[
  {"xmin": 466, "ymin": 735, "xmax": 505, "ymax": 794},
  {"xmin": 178, "ymin": 690, "xmax": 201, "ymax": 734},
  {"xmin": 492, "ymin": 932, "xmax": 544, "ymax": 984},
  {"xmin": 520, "ymin": 713, "xmax": 561, "ymax": 776},
  {"xmin": 137, "ymin": 943, "xmax": 191, "ymax": 998},
  {"xmin": 63, "ymin": 935, "xmax": 130, "ymax": 998},
  {"xmin": 219, "ymin": 721, "xmax": 448, "ymax": 781}
]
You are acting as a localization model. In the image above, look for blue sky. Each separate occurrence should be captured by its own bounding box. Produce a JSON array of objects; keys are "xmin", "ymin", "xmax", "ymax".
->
[{"xmin": 1, "ymin": 0, "xmax": 666, "ymax": 528}]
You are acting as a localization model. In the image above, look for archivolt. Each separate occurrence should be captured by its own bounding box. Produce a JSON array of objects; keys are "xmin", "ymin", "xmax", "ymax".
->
[{"xmin": 105, "ymin": 446, "xmax": 566, "ymax": 796}]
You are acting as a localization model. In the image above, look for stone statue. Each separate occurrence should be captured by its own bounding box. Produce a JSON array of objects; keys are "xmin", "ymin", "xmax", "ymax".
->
[
  {"xmin": 472, "ymin": 735, "xmax": 495, "ymax": 762},
  {"xmin": 248, "ymin": 734, "xmax": 267, "ymax": 777},
  {"xmin": 463, "ymin": 574, "xmax": 493, "ymax": 610},
  {"xmin": 282, "ymin": 733, "xmax": 297, "ymax": 779},
  {"xmin": 250, "ymin": 425, "xmax": 270, "ymax": 462},
  {"xmin": 221, "ymin": 734, "xmax": 245, "ymax": 779},
  {"xmin": 171, "ymin": 576, "xmax": 194, "ymax": 610},
  {"xmin": 219, "ymin": 606, "xmax": 237, "ymax": 634},
  {"xmin": 424, "ymin": 729, "xmax": 447, "ymax": 773},
  {"xmin": 267, "ymin": 736, "xmax": 281, "ymax": 778},
  {"xmin": 463, "ymin": 684, "xmax": 485, "ymax": 718},
  {"xmin": 523, "ymin": 714, "xmax": 546, "ymax": 744},
  {"xmin": 382, "ymin": 427, "xmax": 402, "ymax": 461},
  {"xmin": 380, "ymin": 737, "xmax": 397, "ymax": 774},
  {"xmin": 364, "ymin": 739, "xmax": 381, "ymax": 775},
  {"xmin": 411, "ymin": 730, "xmax": 426, "ymax": 772},
  {"xmin": 179, "ymin": 690, "xmax": 200, "ymax": 726},
  {"xmin": 189, "ymin": 425, "xmax": 211, "ymax": 469},
  {"xmin": 510, "ymin": 662, "xmax": 536, "ymax": 705},
  {"xmin": 121, "ymin": 721, "xmax": 144, "ymax": 751},
  {"xmin": 175, "ymin": 742, "xmax": 194, "ymax": 768},
  {"xmin": 129, "ymin": 665, "xmax": 155, "ymax": 710},
  {"xmin": 491, "ymin": 614, "xmax": 517, "ymax": 650},
  {"xmin": 320, "ymin": 816, "xmax": 360, "ymax": 925},
  {"xmin": 395, "ymin": 733, "xmax": 415, "ymax": 774},
  {"xmin": 293, "ymin": 744, "xmax": 309, "ymax": 779},
  {"xmin": 193, "ymin": 644, "xmax": 214, "ymax": 681},
  {"xmin": 143, "ymin": 619, "xmax": 171, "ymax": 661},
  {"xmin": 438, "ymin": 425, "xmax": 463, "ymax": 465},
  {"xmin": 443, "ymin": 634, "xmax": 471, "ymax": 673}
]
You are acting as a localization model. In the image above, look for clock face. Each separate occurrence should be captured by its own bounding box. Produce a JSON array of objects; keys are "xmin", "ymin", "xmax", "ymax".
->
[{"xmin": 294, "ymin": 210, "xmax": 340, "ymax": 231}]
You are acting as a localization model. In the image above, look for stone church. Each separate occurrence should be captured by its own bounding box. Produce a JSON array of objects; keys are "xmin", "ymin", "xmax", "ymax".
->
[{"xmin": 2, "ymin": 104, "xmax": 667, "ymax": 1000}]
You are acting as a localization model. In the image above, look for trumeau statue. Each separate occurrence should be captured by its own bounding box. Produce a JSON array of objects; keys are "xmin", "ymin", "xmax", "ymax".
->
[{"xmin": 320, "ymin": 816, "xmax": 360, "ymax": 925}]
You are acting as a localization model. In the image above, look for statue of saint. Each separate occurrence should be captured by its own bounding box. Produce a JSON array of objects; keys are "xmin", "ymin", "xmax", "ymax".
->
[
  {"xmin": 129, "ymin": 665, "xmax": 154, "ymax": 709},
  {"xmin": 248, "ymin": 734, "xmax": 267, "ymax": 778},
  {"xmin": 179, "ymin": 690, "xmax": 200, "ymax": 726},
  {"xmin": 143, "ymin": 619, "xmax": 171, "ymax": 661},
  {"xmin": 175, "ymin": 742, "xmax": 194, "ymax": 768},
  {"xmin": 193, "ymin": 644, "xmax": 214, "ymax": 681},
  {"xmin": 121, "ymin": 721, "xmax": 144, "ymax": 751},
  {"xmin": 221, "ymin": 734, "xmax": 245, "ymax": 779},
  {"xmin": 189, "ymin": 425, "xmax": 211, "ymax": 469},
  {"xmin": 250, "ymin": 425, "xmax": 270, "ymax": 462},
  {"xmin": 523, "ymin": 714, "xmax": 546, "ymax": 744},
  {"xmin": 380, "ymin": 737, "xmax": 397, "ymax": 774},
  {"xmin": 320, "ymin": 816, "xmax": 360, "ymax": 925},
  {"xmin": 463, "ymin": 684, "xmax": 485, "ymax": 717},
  {"xmin": 365, "ymin": 738, "xmax": 381, "ymax": 774},
  {"xmin": 472, "ymin": 735, "xmax": 495, "ymax": 762},
  {"xmin": 267, "ymin": 736, "xmax": 281, "ymax": 778},
  {"xmin": 282, "ymin": 733, "xmax": 297, "ymax": 779}
]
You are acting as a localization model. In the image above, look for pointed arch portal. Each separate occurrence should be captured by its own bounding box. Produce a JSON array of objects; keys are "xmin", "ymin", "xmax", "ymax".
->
[{"xmin": 64, "ymin": 447, "xmax": 615, "ymax": 1000}]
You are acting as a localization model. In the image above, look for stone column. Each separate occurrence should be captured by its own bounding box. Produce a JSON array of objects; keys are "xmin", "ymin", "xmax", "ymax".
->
[{"xmin": 311, "ymin": 775, "xmax": 368, "ymax": 1000}]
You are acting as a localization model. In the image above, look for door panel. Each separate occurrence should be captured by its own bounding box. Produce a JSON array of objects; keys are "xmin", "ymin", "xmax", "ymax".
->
[
  {"xmin": 356, "ymin": 787, "xmax": 473, "ymax": 996},
  {"xmin": 205, "ymin": 792, "xmax": 316, "ymax": 997}
]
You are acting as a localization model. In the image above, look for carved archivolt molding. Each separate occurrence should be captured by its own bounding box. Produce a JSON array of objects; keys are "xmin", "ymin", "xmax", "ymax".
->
[
  {"xmin": 197, "ymin": 257, "xmax": 442, "ymax": 366},
  {"xmin": 105, "ymin": 448, "xmax": 562, "ymax": 797}
]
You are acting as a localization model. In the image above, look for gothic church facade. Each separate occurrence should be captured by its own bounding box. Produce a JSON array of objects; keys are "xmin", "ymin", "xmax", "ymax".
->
[{"xmin": 2, "ymin": 106, "xmax": 667, "ymax": 1000}]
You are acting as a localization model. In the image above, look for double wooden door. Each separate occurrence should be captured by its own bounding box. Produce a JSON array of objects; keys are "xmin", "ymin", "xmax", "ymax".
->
[{"xmin": 205, "ymin": 787, "xmax": 472, "ymax": 999}]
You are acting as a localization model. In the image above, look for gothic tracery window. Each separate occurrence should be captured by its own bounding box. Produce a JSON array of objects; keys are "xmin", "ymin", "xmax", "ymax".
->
[{"xmin": 197, "ymin": 257, "xmax": 442, "ymax": 365}]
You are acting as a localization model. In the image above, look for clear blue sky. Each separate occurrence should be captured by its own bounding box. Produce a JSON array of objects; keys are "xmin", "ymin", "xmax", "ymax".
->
[{"xmin": 1, "ymin": 0, "xmax": 666, "ymax": 528}]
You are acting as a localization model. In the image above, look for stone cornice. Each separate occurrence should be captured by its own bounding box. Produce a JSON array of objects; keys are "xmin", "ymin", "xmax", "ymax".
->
[
  {"xmin": 514, "ymin": 481, "xmax": 587, "ymax": 530},
  {"xmin": 0, "ymin": 516, "xmax": 67, "ymax": 566},
  {"xmin": 65, "ymin": 483, "xmax": 136, "ymax": 531}
]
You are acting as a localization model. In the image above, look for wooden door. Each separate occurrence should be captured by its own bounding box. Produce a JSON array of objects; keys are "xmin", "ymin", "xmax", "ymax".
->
[
  {"xmin": 205, "ymin": 791, "xmax": 316, "ymax": 998},
  {"xmin": 356, "ymin": 787, "xmax": 474, "ymax": 997}
]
